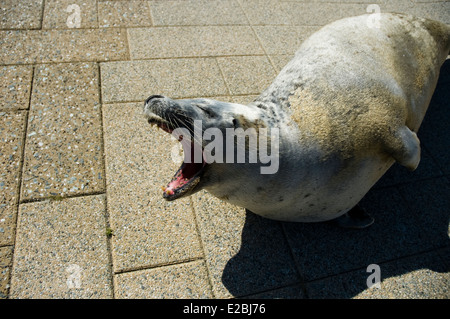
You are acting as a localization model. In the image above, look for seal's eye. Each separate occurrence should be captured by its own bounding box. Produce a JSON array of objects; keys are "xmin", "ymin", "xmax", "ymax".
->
[
  {"xmin": 196, "ymin": 105, "xmax": 216, "ymax": 118},
  {"xmin": 232, "ymin": 119, "xmax": 238, "ymax": 127}
]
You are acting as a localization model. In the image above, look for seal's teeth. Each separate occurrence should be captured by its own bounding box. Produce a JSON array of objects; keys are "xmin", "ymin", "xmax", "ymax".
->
[
  {"xmin": 161, "ymin": 186, "xmax": 167, "ymax": 192},
  {"xmin": 165, "ymin": 189, "xmax": 174, "ymax": 195}
]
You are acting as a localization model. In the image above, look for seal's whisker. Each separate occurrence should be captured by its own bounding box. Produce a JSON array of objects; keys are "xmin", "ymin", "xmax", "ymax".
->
[{"xmin": 172, "ymin": 115, "xmax": 203, "ymax": 146}]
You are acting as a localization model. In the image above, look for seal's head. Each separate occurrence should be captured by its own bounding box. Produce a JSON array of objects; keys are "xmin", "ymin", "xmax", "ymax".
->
[{"xmin": 143, "ymin": 95, "xmax": 266, "ymax": 201}]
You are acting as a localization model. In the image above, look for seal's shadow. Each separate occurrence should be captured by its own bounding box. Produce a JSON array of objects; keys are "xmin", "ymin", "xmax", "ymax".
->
[{"xmin": 221, "ymin": 60, "xmax": 450, "ymax": 298}]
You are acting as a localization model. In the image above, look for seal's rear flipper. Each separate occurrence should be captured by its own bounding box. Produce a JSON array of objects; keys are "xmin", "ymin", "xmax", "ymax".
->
[
  {"xmin": 386, "ymin": 126, "xmax": 421, "ymax": 171},
  {"xmin": 331, "ymin": 205, "xmax": 374, "ymax": 229}
]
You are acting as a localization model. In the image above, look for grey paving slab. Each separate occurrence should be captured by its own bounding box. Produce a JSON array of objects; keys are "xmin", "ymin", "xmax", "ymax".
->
[
  {"xmin": 42, "ymin": 0, "xmax": 98, "ymax": 29},
  {"xmin": 100, "ymin": 59, "xmax": 229, "ymax": 103},
  {"xmin": 253, "ymin": 26, "xmax": 318, "ymax": 55},
  {"xmin": 21, "ymin": 63, "xmax": 104, "ymax": 201},
  {"xmin": 0, "ymin": 0, "xmax": 43, "ymax": 30},
  {"xmin": 410, "ymin": 2, "xmax": 450, "ymax": 24},
  {"xmin": 2, "ymin": 0, "xmax": 449, "ymax": 300},
  {"xmin": 128, "ymin": 26, "xmax": 264, "ymax": 59},
  {"xmin": 244, "ymin": 284, "xmax": 306, "ymax": 299},
  {"xmin": 0, "ymin": 65, "xmax": 33, "ymax": 110},
  {"xmin": 98, "ymin": 0, "xmax": 152, "ymax": 28},
  {"xmin": 0, "ymin": 111, "xmax": 26, "ymax": 246},
  {"xmin": 0, "ymin": 246, "xmax": 13, "ymax": 299},
  {"xmin": 283, "ymin": 1, "xmax": 352, "ymax": 26},
  {"xmin": 307, "ymin": 249, "xmax": 449, "ymax": 299},
  {"xmin": 192, "ymin": 191, "xmax": 299, "ymax": 298},
  {"xmin": 373, "ymin": 147, "xmax": 443, "ymax": 189},
  {"xmin": 283, "ymin": 183, "xmax": 448, "ymax": 283},
  {"xmin": 229, "ymin": 95, "xmax": 259, "ymax": 105},
  {"xmin": 151, "ymin": 0, "xmax": 247, "ymax": 26},
  {"xmin": 243, "ymin": 0, "xmax": 356, "ymax": 26},
  {"xmin": 10, "ymin": 195, "xmax": 112, "ymax": 299},
  {"xmin": 0, "ymin": 112, "xmax": 26, "ymax": 205},
  {"xmin": 419, "ymin": 60, "xmax": 450, "ymax": 175},
  {"xmin": 114, "ymin": 260, "xmax": 213, "ymax": 298},
  {"xmin": 238, "ymin": 0, "xmax": 293, "ymax": 26},
  {"xmin": 0, "ymin": 28, "xmax": 129, "ymax": 65},
  {"xmin": 102, "ymin": 102, "xmax": 203, "ymax": 272},
  {"xmin": 0, "ymin": 205, "xmax": 17, "ymax": 248},
  {"xmin": 217, "ymin": 56, "xmax": 277, "ymax": 95}
]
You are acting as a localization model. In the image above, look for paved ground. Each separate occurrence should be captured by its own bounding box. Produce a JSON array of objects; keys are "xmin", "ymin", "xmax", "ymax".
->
[{"xmin": 0, "ymin": 0, "xmax": 449, "ymax": 299}]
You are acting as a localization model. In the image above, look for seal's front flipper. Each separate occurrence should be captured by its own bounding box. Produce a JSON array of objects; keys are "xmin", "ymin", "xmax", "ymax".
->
[
  {"xmin": 387, "ymin": 126, "xmax": 421, "ymax": 171},
  {"xmin": 331, "ymin": 205, "xmax": 374, "ymax": 229}
]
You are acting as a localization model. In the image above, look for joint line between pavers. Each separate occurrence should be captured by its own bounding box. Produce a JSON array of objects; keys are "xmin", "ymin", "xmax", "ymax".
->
[
  {"xmin": 188, "ymin": 196, "xmax": 217, "ymax": 298},
  {"xmin": 38, "ymin": 0, "xmax": 46, "ymax": 31},
  {"xmin": 97, "ymin": 61, "xmax": 116, "ymax": 298},
  {"xmin": 235, "ymin": 0, "xmax": 279, "ymax": 73},
  {"xmin": 114, "ymin": 256, "xmax": 206, "ymax": 276},
  {"xmin": 116, "ymin": 54, "xmax": 267, "ymax": 62},
  {"xmin": 279, "ymin": 222, "xmax": 310, "ymax": 298},
  {"xmin": 19, "ymin": 190, "xmax": 107, "ymax": 205}
]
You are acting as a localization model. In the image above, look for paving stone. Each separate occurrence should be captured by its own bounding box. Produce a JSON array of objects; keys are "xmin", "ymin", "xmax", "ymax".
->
[
  {"xmin": 307, "ymin": 250, "xmax": 449, "ymax": 299},
  {"xmin": 21, "ymin": 63, "xmax": 104, "ymax": 201},
  {"xmin": 0, "ymin": 28, "xmax": 129, "ymax": 65},
  {"xmin": 283, "ymin": 185, "xmax": 440, "ymax": 282},
  {"xmin": 374, "ymin": 147, "xmax": 443, "ymax": 189},
  {"xmin": 420, "ymin": 61, "xmax": 450, "ymax": 175},
  {"xmin": 98, "ymin": 0, "xmax": 152, "ymax": 28},
  {"xmin": 0, "ymin": 0, "xmax": 43, "ymax": 30},
  {"xmin": 410, "ymin": 2, "xmax": 450, "ymax": 24},
  {"xmin": 0, "ymin": 112, "xmax": 26, "ymax": 246},
  {"xmin": 217, "ymin": 56, "xmax": 277, "ymax": 95},
  {"xmin": 192, "ymin": 191, "xmax": 299, "ymax": 298},
  {"xmin": 253, "ymin": 26, "xmax": 318, "ymax": 55},
  {"xmin": 0, "ymin": 205, "xmax": 17, "ymax": 247},
  {"xmin": 243, "ymin": 284, "xmax": 305, "ymax": 299},
  {"xmin": 397, "ymin": 177, "xmax": 450, "ymax": 247},
  {"xmin": 42, "ymin": 0, "xmax": 98, "ymax": 29},
  {"xmin": 241, "ymin": 0, "xmax": 344, "ymax": 26},
  {"xmin": 229, "ymin": 95, "xmax": 259, "ymax": 105},
  {"xmin": 128, "ymin": 26, "xmax": 263, "ymax": 59},
  {"xmin": 269, "ymin": 54, "xmax": 294, "ymax": 72},
  {"xmin": 238, "ymin": 0, "xmax": 293, "ymax": 26},
  {"xmin": 0, "ymin": 246, "xmax": 13, "ymax": 299},
  {"xmin": 114, "ymin": 260, "xmax": 213, "ymax": 298},
  {"xmin": 0, "ymin": 65, "xmax": 33, "ymax": 110},
  {"xmin": 10, "ymin": 195, "xmax": 112, "ymax": 299},
  {"xmin": 151, "ymin": 0, "xmax": 247, "ymax": 26},
  {"xmin": 102, "ymin": 102, "xmax": 203, "ymax": 272},
  {"xmin": 100, "ymin": 59, "xmax": 228, "ymax": 103},
  {"xmin": 339, "ymin": 1, "xmax": 415, "ymax": 19},
  {"xmin": 0, "ymin": 111, "xmax": 26, "ymax": 205}
]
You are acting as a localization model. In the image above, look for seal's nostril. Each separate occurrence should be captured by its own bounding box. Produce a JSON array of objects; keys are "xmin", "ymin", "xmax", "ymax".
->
[{"xmin": 146, "ymin": 95, "xmax": 165, "ymax": 105}]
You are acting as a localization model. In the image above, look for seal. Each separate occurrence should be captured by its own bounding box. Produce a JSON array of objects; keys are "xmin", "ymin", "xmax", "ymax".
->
[{"xmin": 143, "ymin": 13, "xmax": 450, "ymax": 228}]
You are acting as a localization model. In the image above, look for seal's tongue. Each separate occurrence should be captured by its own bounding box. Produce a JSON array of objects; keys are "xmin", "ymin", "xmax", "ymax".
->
[{"xmin": 162, "ymin": 142, "xmax": 206, "ymax": 200}]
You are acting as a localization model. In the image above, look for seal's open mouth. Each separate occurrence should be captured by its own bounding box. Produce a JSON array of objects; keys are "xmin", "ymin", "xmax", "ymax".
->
[{"xmin": 146, "ymin": 113, "xmax": 207, "ymax": 201}]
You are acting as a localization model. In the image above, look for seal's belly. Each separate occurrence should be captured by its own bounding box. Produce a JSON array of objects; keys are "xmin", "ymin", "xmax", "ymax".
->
[{"xmin": 223, "ymin": 154, "xmax": 395, "ymax": 222}]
